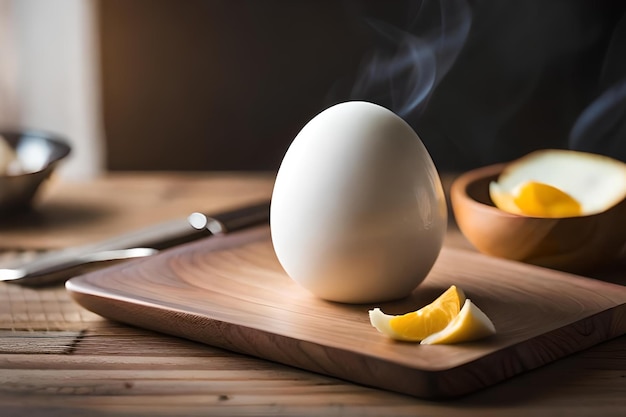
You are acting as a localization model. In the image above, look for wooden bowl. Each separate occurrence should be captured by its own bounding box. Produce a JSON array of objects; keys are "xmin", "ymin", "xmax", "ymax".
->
[{"xmin": 450, "ymin": 163, "xmax": 626, "ymax": 273}]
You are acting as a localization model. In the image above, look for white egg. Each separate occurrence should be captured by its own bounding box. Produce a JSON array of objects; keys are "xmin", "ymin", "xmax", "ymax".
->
[{"xmin": 270, "ymin": 101, "xmax": 447, "ymax": 304}]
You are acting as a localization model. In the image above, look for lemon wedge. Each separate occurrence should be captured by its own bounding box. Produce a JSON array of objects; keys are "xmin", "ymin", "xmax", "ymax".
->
[
  {"xmin": 369, "ymin": 285, "xmax": 465, "ymax": 342},
  {"xmin": 513, "ymin": 181, "xmax": 582, "ymax": 217},
  {"xmin": 420, "ymin": 299, "xmax": 496, "ymax": 345},
  {"xmin": 489, "ymin": 149, "xmax": 626, "ymax": 218},
  {"xmin": 490, "ymin": 180, "xmax": 582, "ymax": 218}
]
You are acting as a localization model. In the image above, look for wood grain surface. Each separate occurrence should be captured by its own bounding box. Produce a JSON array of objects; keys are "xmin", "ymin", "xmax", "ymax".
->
[
  {"xmin": 0, "ymin": 171, "xmax": 275, "ymax": 250},
  {"xmin": 66, "ymin": 225, "xmax": 626, "ymax": 399},
  {"xmin": 3, "ymin": 172, "xmax": 626, "ymax": 416}
]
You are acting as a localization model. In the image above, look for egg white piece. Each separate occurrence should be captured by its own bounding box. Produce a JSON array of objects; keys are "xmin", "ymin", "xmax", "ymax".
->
[
  {"xmin": 270, "ymin": 101, "xmax": 447, "ymax": 303},
  {"xmin": 492, "ymin": 149, "xmax": 626, "ymax": 216},
  {"xmin": 0, "ymin": 135, "xmax": 17, "ymax": 175}
]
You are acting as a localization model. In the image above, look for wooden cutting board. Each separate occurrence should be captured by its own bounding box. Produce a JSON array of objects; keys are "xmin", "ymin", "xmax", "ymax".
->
[{"xmin": 66, "ymin": 226, "xmax": 626, "ymax": 399}]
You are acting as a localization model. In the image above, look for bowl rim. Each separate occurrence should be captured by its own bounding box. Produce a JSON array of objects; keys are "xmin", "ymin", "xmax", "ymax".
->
[
  {"xmin": 0, "ymin": 129, "xmax": 72, "ymax": 177},
  {"xmin": 450, "ymin": 163, "xmax": 513, "ymax": 215},
  {"xmin": 450, "ymin": 162, "xmax": 621, "ymax": 220}
]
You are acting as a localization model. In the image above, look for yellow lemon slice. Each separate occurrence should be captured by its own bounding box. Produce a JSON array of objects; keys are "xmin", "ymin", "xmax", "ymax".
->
[
  {"xmin": 369, "ymin": 285, "xmax": 465, "ymax": 342},
  {"xmin": 513, "ymin": 181, "xmax": 581, "ymax": 217},
  {"xmin": 490, "ymin": 180, "xmax": 582, "ymax": 218},
  {"xmin": 489, "ymin": 149, "xmax": 626, "ymax": 218},
  {"xmin": 420, "ymin": 299, "xmax": 496, "ymax": 345}
]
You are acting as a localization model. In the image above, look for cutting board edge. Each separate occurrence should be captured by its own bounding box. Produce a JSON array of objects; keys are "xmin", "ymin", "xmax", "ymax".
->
[{"xmin": 66, "ymin": 279, "xmax": 626, "ymax": 400}]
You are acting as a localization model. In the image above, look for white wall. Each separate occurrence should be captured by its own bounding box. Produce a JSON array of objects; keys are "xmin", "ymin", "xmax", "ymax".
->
[
  {"xmin": 7, "ymin": 0, "xmax": 105, "ymax": 179},
  {"xmin": 0, "ymin": 0, "xmax": 19, "ymax": 127}
]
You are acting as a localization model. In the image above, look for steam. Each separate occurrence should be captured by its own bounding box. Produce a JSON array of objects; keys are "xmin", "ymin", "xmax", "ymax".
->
[
  {"xmin": 350, "ymin": 0, "xmax": 471, "ymax": 119},
  {"xmin": 569, "ymin": 78, "xmax": 626, "ymax": 161}
]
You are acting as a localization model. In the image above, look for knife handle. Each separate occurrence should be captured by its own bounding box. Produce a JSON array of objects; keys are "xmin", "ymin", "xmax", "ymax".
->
[{"xmin": 188, "ymin": 201, "xmax": 270, "ymax": 234}]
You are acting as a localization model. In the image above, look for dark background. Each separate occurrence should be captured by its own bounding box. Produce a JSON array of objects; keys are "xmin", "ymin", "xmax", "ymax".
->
[{"xmin": 99, "ymin": 0, "xmax": 626, "ymax": 172}]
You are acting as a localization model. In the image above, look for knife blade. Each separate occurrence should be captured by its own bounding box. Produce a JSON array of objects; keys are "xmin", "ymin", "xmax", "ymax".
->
[{"xmin": 0, "ymin": 200, "xmax": 270, "ymax": 286}]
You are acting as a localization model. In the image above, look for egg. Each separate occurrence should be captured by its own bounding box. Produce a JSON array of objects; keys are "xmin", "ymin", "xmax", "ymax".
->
[{"xmin": 270, "ymin": 101, "xmax": 447, "ymax": 304}]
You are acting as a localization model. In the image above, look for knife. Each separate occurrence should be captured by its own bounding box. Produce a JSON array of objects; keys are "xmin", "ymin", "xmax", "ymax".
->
[{"xmin": 0, "ymin": 201, "xmax": 270, "ymax": 286}]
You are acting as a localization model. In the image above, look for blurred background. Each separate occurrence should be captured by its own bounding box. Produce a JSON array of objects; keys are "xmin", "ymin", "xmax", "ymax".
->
[{"xmin": 1, "ymin": 0, "xmax": 625, "ymax": 179}]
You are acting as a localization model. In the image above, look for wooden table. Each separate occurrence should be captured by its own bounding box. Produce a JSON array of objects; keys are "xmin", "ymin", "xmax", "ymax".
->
[{"xmin": 0, "ymin": 172, "xmax": 624, "ymax": 416}]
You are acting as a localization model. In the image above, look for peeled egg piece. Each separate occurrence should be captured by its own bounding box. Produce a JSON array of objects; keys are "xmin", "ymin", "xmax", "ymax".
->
[
  {"xmin": 270, "ymin": 101, "xmax": 447, "ymax": 304},
  {"xmin": 489, "ymin": 149, "xmax": 626, "ymax": 218},
  {"xmin": 0, "ymin": 135, "xmax": 17, "ymax": 175}
]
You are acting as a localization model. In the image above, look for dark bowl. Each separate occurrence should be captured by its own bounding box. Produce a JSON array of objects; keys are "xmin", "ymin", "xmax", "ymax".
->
[{"xmin": 0, "ymin": 130, "xmax": 71, "ymax": 213}]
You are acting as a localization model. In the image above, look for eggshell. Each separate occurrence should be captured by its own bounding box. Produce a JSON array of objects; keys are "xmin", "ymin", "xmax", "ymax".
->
[{"xmin": 270, "ymin": 101, "xmax": 446, "ymax": 304}]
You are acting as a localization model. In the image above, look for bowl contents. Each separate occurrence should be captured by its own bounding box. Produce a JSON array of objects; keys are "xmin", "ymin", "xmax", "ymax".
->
[
  {"xmin": 489, "ymin": 149, "xmax": 626, "ymax": 218},
  {"xmin": 270, "ymin": 101, "xmax": 447, "ymax": 304},
  {"xmin": 369, "ymin": 285, "xmax": 495, "ymax": 344},
  {"xmin": 0, "ymin": 135, "xmax": 19, "ymax": 175}
]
